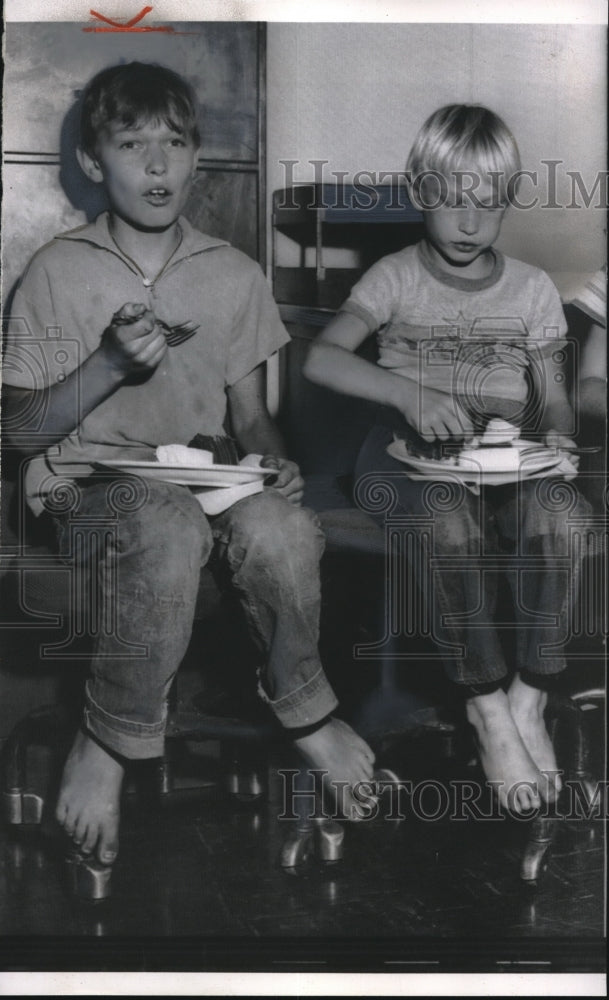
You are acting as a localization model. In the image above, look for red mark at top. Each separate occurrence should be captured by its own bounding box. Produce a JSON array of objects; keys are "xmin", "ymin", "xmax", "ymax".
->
[{"xmin": 83, "ymin": 6, "xmax": 175, "ymax": 32}]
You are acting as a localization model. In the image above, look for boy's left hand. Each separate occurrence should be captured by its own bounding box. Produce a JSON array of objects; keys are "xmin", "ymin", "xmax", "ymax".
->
[
  {"xmin": 260, "ymin": 456, "xmax": 304, "ymax": 505},
  {"xmin": 544, "ymin": 430, "xmax": 579, "ymax": 470}
]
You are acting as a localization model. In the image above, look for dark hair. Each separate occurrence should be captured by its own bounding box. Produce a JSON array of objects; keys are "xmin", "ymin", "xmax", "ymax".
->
[{"xmin": 80, "ymin": 61, "xmax": 200, "ymax": 155}]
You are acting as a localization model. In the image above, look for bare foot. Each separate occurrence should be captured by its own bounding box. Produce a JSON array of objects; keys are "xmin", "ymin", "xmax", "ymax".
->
[
  {"xmin": 55, "ymin": 729, "xmax": 124, "ymax": 864},
  {"xmin": 508, "ymin": 672, "xmax": 561, "ymax": 801},
  {"xmin": 466, "ymin": 688, "xmax": 547, "ymax": 814},
  {"xmin": 292, "ymin": 717, "xmax": 375, "ymax": 821}
]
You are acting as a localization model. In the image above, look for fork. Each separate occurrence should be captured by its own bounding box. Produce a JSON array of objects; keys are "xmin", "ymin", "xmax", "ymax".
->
[
  {"xmin": 111, "ymin": 312, "xmax": 200, "ymax": 347},
  {"xmin": 518, "ymin": 444, "xmax": 602, "ymax": 456},
  {"xmin": 157, "ymin": 319, "xmax": 200, "ymax": 347}
]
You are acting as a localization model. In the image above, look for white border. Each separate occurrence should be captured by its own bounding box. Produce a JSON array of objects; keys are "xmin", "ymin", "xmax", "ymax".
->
[
  {"xmin": 4, "ymin": 0, "xmax": 608, "ymax": 23},
  {"xmin": 0, "ymin": 971, "xmax": 607, "ymax": 996},
  {"xmin": 1, "ymin": 1, "xmax": 606, "ymax": 998}
]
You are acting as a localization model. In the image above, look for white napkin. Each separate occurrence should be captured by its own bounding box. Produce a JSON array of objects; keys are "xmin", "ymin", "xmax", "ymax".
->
[
  {"xmin": 155, "ymin": 445, "xmax": 268, "ymax": 515},
  {"xmin": 550, "ymin": 455, "xmax": 579, "ymax": 480},
  {"xmin": 192, "ymin": 454, "xmax": 265, "ymax": 516}
]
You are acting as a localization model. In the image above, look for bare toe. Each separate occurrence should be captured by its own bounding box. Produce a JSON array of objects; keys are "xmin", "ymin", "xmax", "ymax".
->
[
  {"xmin": 512, "ymin": 783, "xmax": 540, "ymax": 813},
  {"xmin": 466, "ymin": 688, "xmax": 546, "ymax": 814},
  {"xmin": 80, "ymin": 827, "xmax": 97, "ymax": 856},
  {"xmin": 62, "ymin": 813, "xmax": 77, "ymax": 837},
  {"xmin": 98, "ymin": 823, "xmax": 119, "ymax": 865},
  {"xmin": 293, "ymin": 717, "xmax": 376, "ymax": 820},
  {"xmin": 56, "ymin": 729, "xmax": 124, "ymax": 864}
]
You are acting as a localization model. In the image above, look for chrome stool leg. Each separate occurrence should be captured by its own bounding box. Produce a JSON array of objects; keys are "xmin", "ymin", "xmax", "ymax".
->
[
  {"xmin": 223, "ymin": 742, "xmax": 268, "ymax": 801},
  {"xmin": 520, "ymin": 690, "xmax": 605, "ymax": 885},
  {"xmin": 1, "ymin": 706, "xmax": 70, "ymax": 826},
  {"xmin": 65, "ymin": 849, "xmax": 113, "ymax": 901},
  {"xmin": 520, "ymin": 815, "xmax": 554, "ymax": 883},
  {"xmin": 315, "ymin": 817, "xmax": 345, "ymax": 862},
  {"xmin": 280, "ymin": 766, "xmax": 345, "ymax": 868}
]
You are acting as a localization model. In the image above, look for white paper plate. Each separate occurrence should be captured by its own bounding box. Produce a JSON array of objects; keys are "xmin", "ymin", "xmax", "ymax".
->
[
  {"xmin": 96, "ymin": 460, "xmax": 268, "ymax": 487},
  {"xmin": 386, "ymin": 439, "xmax": 564, "ymax": 484},
  {"xmin": 401, "ymin": 468, "xmax": 563, "ymax": 485}
]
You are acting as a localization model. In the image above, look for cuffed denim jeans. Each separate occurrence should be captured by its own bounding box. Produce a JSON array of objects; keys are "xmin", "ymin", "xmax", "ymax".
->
[
  {"xmin": 51, "ymin": 476, "xmax": 337, "ymax": 759},
  {"xmin": 355, "ymin": 425, "xmax": 593, "ymax": 687}
]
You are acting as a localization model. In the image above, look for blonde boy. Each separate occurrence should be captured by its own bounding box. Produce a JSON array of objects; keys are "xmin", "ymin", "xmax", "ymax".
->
[{"xmin": 305, "ymin": 105, "xmax": 591, "ymax": 813}]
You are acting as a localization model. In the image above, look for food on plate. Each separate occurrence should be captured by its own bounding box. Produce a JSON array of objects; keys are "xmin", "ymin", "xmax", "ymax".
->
[
  {"xmin": 188, "ymin": 433, "xmax": 240, "ymax": 465},
  {"xmin": 155, "ymin": 444, "xmax": 214, "ymax": 467},
  {"xmin": 396, "ymin": 419, "xmax": 524, "ymax": 468},
  {"xmin": 457, "ymin": 446, "xmax": 522, "ymax": 471},
  {"xmin": 478, "ymin": 418, "xmax": 520, "ymax": 446},
  {"xmin": 458, "ymin": 420, "xmax": 522, "ymax": 470}
]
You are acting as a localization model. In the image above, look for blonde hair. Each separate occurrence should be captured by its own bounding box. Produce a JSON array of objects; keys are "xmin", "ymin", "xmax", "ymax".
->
[{"xmin": 406, "ymin": 104, "xmax": 521, "ymax": 209}]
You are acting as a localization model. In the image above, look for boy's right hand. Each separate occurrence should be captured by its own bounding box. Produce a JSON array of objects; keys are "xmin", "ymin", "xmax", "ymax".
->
[
  {"xmin": 101, "ymin": 302, "xmax": 168, "ymax": 378},
  {"xmin": 399, "ymin": 386, "xmax": 474, "ymax": 442}
]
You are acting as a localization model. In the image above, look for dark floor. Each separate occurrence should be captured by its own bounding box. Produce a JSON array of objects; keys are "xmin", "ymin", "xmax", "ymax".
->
[
  {"xmin": 0, "ymin": 560, "xmax": 606, "ymax": 974},
  {"xmin": 0, "ymin": 708, "xmax": 605, "ymax": 974}
]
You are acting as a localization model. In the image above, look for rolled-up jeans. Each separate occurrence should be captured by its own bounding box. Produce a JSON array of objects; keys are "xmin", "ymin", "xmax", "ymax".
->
[
  {"xmin": 355, "ymin": 425, "xmax": 593, "ymax": 687},
  {"xmin": 50, "ymin": 477, "xmax": 337, "ymax": 759}
]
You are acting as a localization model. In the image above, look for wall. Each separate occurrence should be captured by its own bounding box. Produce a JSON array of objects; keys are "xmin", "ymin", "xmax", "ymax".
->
[
  {"xmin": 267, "ymin": 22, "xmax": 606, "ymax": 287},
  {"xmin": 1, "ymin": 21, "xmax": 263, "ymax": 308}
]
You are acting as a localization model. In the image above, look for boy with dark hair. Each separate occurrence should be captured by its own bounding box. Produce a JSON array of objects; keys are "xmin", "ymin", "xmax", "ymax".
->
[{"xmin": 2, "ymin": 62, "xmax": 374, "ymax": 865}]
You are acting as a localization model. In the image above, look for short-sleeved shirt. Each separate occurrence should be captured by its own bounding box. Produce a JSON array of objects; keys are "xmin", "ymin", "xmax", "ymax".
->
[
  {"xmin": 342, "ymin": 240, "xmax": 567, "ymax": 407},
  {"xmin": 3, "ymin": 213, "xmax": 289, "ymax": 514}
]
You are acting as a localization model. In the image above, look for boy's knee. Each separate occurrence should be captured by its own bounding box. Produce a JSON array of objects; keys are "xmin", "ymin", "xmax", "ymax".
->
[
  {"xmin": 431, "ymin": 513, "xmax": 483, "ymax": 553},
  {"xmin": 520, "ymin": 482, "xmax": 592, "ymax": 546},
  {"xmin": 228, "ymin": 493, "xmax": 325, "ymax": 572},
  {"xmin": 80, "ymin": 479, "xmax": 212, "ymax": 567},
  {"xmin": 272, "ymin": 503, "xmax": 325, "ymax": 564}
]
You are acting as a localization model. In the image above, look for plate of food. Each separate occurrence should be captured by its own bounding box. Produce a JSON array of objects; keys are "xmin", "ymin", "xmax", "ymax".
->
[
  {"xmin": 96, "ymin": 444, "xmax": 268, "ymax": 488},
  {"xmin": 386, "ymin": 419, "xmax": 575, "ymax": 484}
]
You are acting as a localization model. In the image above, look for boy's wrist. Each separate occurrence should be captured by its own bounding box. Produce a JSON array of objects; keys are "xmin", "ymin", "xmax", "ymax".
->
[
  {"xmin": 90, "ymin": 343, "xmax": 131, "ymax": 386},
  {"xmin": 539, "ymin": 398, "xmax": 574, "ymax": 436},
  {"xmin": 386, "ymin": 373, "xmax": 411, "ymax": 418}
]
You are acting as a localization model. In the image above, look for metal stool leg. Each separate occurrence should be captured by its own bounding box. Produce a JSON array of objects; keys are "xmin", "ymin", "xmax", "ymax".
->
[
  {"xmin": 280, "ymin": 767, "xmax": 344, "ymax": 868},
  {"xmin": 520, "ymin": 691, "xmax": 604, "ymax": 885},
  {"xmin": 65, "ymin": 849, "xmax": 113, "ymax": 901},
  {"xmin": 520, "ymin": 711, "xmax": 560, "ymax": 884},
  {"xmin": 1, "ymin": 705, "xmax": 71, "ymax": 825},
  {"xmin": 315, "ymin": 817, "xmax": 345, "ymax": 862},
  {"xmin": 223, "ymin": 742, "xmax": 268, "ymax": 801},
  {"xmin": 520, "ymin": 815, "xmax": 554, "ymax": 883}
]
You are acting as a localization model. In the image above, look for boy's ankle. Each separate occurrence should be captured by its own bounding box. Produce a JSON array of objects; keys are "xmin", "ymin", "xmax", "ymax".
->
[
  {"xmin": 465, "ymin": 687, "xmax": 509, "ymax": 731},
  {"xmin": 508, "ymin": 674, "xmax": 548, "ymax": 716}
]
